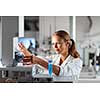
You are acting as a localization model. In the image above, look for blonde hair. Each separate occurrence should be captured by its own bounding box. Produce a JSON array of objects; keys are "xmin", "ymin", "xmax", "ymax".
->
[{"xmin": 53, "ymin": 30, "xmax": 80, "ymax": 58}]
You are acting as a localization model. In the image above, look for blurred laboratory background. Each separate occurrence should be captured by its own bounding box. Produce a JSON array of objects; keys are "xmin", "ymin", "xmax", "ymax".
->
[
  {"xmin": 0, "ymin": 16, "xmax": 100, "ymax": 83},
  {"xmin": 76, "ymin": 16, "xmax": 100, "ymax": 82}
]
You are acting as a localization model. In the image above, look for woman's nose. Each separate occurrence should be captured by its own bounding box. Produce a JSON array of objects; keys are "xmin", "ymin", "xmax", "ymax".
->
[{"xmin": 53, "ymin": 43, "xmax": 58, "ymax": 48}]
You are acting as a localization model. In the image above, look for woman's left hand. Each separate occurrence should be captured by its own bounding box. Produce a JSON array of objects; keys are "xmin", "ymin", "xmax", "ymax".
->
[{"xmin": 18, "ymin": 42, "xmax": 32, "ymax": 56}]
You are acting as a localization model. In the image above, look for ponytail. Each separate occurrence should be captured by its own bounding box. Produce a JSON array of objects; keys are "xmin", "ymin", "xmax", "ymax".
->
[{"xmin": 69, "ymin": 39, "xmax": 80, "ymax": 58}]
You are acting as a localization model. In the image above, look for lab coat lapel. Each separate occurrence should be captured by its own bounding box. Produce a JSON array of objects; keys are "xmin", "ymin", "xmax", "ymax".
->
[{"xmin": 61, "ymin": 55, "xmax": 73, "ymax": 68}]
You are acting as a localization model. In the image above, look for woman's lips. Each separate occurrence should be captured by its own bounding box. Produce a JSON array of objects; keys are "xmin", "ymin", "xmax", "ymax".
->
[{"xmin": 55, "ymin": 49, "xmax": 60, "ymax": 52}]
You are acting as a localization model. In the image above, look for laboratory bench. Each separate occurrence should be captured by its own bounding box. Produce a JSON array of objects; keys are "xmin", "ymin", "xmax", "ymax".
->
[
  {"xmin": 0, "ymin": 66, "xmax": 100, "ymax": 83},
  {"xmin": 0, "ymin": 66, "xmax": 32, "ymax": 83},
  {"xmin": 32, "ymin": 74, "xmax": 73, "ymax": 83},
  {"xmin": 0, "ymin": 66, "xmax": 73, "ymax": 83},
  {"xmin": 77, "ymin": 78, "xmax": 100, "ymax": 83},
  {"xmin": 78, "ymin": 69, "xmax": 100, "ymax": 83}
]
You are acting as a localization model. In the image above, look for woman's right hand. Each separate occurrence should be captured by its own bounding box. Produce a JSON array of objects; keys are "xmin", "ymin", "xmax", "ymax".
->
[{"xmin": 18, "ymin": 42, "xmax": 32, "ymax": 56}]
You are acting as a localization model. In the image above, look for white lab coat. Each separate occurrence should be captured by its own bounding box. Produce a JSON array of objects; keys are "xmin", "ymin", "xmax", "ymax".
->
[
  {"xmin": 52, "ymin": 54, "xmax": 83, "ymax": 79},
  {"xmin": 33, "ymin": 54, "xmax": 82, "ymax": 81}
]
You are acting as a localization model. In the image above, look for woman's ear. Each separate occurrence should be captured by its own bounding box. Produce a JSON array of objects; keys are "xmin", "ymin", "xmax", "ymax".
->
[
  {"xmin": 67, "ymin": 40, "xmax": 72, "ymax": 48},
  {"xmin": 65, "ymin": 40, "xmax": 70, "ymax": 47}
]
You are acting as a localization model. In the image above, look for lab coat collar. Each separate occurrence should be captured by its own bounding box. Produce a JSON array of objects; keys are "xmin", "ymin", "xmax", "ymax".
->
[
  {"xmin": 53, "ymin": 54, "xmax": 74, "ymax": 67},
  {"xmin": 60, "ymin": 55, "xmax": 73, "ymax": 67}
]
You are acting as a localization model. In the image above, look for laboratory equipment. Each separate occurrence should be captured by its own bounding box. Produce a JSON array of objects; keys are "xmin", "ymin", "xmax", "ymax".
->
[
  {"xmin": 13, "ymin": 37, "xmax": 36, "ymax": 66},
  {"xmin": 48, "ymin": 59, "xmax": 53, "ymax": 76}
]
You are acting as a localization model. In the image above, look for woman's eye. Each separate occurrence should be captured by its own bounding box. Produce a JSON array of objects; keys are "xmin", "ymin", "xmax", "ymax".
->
[
  {"xmin": 57, "ymin": 43, "xmax": 61, "ymax": 44},
  {"xmin": 51, "ymin": 43, "xmax": 55, "ymax": 45},
  {"xmin": 52, "ymin": 42, "xmax": 61, "ymax": 45}
]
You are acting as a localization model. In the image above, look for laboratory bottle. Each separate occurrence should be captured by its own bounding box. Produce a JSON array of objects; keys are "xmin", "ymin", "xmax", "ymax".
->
[{"xmin": 48, "ymin": 59, "xmax": 53, "ymax": 76}]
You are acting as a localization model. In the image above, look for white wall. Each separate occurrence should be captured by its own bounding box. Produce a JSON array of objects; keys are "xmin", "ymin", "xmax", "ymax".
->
[
  {"xmin": 39, "ymin": 16, "xmax": 71, "ymax": 48},
  {"xmin": 55, "ymin": 16, "xmax": 70, "ymax": 32},
  {"xmin": 2, "ymin": 16, "xmax": 18, "ymax": 66},
  {"xmin": 19, "ymin": 16, "xmax": 24, "ymax": 37},
  {"xmin": 76, "ymin": 16, "xmax": 90, "ymax": 42},
  {"xmin": 90, "ymin": 16, "xmax": 100, "ymax": 34},
  {"xmin": 76, "ymin": 16, "xmax": 100, "ymax": 42},
  {"xmin": 76, "ymin": 16, "xmax": 100, "ymax": 66}
]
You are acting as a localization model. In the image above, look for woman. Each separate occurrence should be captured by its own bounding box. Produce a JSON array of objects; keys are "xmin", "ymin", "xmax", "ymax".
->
[{"xmin": 18, "ymin": 30, "xmax": 82, "ymax": 79}]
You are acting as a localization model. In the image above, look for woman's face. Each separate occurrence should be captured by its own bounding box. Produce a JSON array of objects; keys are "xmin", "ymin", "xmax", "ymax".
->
[{"xmin": 52, "ymin": 35, "xmax": 69, "ymax": 55}]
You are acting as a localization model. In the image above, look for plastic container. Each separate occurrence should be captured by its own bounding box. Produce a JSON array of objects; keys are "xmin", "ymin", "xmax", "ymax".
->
[{"xmin": 48, "ymin": 59, "xmax": 53, "ymax": 76}]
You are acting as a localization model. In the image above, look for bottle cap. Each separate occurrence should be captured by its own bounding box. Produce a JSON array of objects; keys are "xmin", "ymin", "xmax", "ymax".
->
[{"xmin": 48, "ymin": 59, "xmax": 52, "ymax": 63}]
